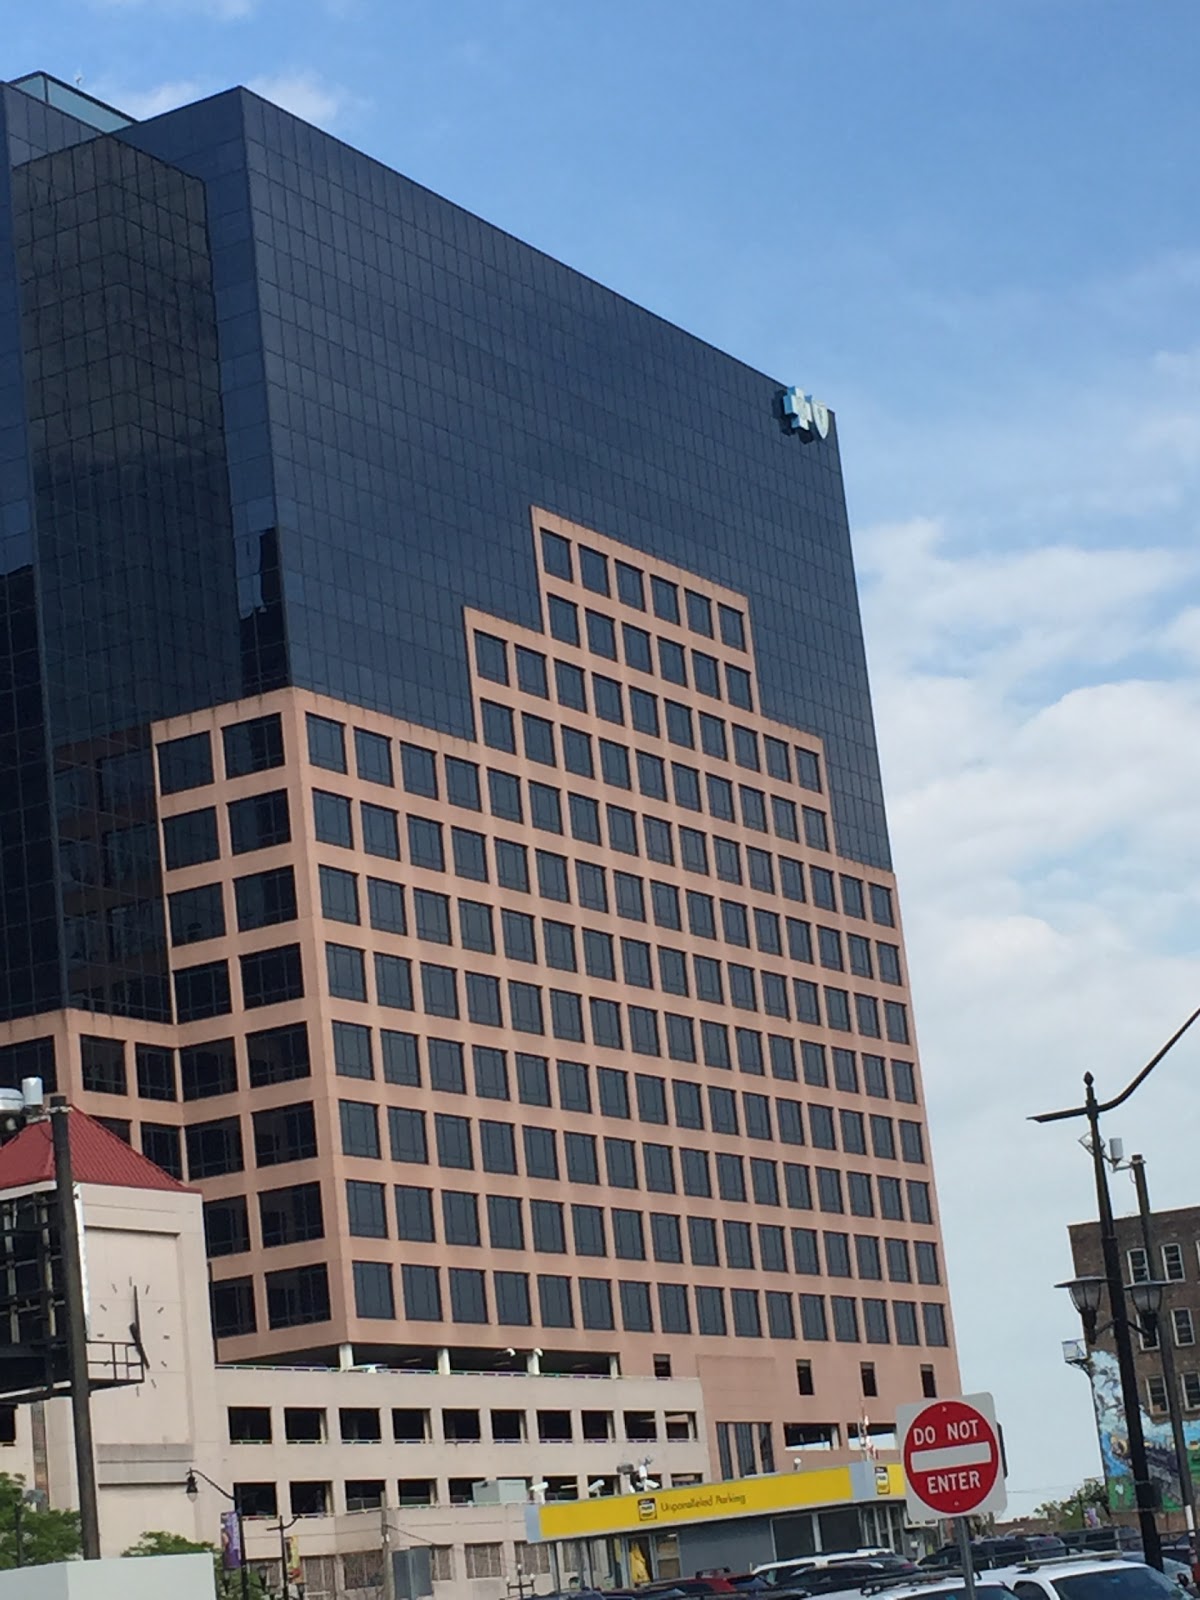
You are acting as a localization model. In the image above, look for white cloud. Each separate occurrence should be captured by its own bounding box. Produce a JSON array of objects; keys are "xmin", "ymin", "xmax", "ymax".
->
[
  {"xmin": 89, "ymin": 0, "xmax": 256, "ymax": 16},
  {"xmin": 94, "ymin": 79, "xmax": 211, "ymax": 121},
  {"xmin": 246, "ymin": 71, "xmax": 349, "ymax": 128},
  {"xmin": 857, "ymin": 504, "xmax": 1200, "ymax": 1512},
  {"xmin": 89, "ymin": 69, "xmax": 353, "ymax": 129}
]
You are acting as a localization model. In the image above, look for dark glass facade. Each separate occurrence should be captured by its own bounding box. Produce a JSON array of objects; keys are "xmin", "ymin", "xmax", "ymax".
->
[{"xmin": 0, "ymin": 73, "xmax": 890, "ymax": 1023}]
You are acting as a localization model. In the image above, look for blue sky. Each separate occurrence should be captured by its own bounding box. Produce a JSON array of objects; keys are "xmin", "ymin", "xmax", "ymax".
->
[{"xmin": 10, "ymin": 0, "xmax": 1200, "ymax": 1516}]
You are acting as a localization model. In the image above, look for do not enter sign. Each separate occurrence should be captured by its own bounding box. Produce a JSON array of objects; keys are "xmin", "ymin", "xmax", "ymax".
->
[{"xmin": 896, "ymin": 1392, "xmax": 1007, "ymax": 1521}]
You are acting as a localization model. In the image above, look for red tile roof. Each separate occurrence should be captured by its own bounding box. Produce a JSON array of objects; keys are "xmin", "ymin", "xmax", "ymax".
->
[{"xmin": 0, "ymin": 1109, "xmax": 187, "ymax": 1193}]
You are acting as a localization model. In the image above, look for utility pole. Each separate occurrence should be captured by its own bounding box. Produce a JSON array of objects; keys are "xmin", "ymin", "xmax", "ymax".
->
[
  {"xmin": 1082, "ymin": 1079, "xmax": 1163, "ymax": 1568},
  {"xmin": 1131, "ymin": 1155, "xmax": 1196, "ymax": 1545},
  {"xmin": 50, "ymin": 1104, "xmax": 100, "ymax": 1560}
]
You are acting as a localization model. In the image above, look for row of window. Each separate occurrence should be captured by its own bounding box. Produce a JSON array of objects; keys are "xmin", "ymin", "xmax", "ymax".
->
[
  {"xmin": 342, "ymin": 1181, "xmax": 941, "ymax": 1282},
  {"xmin": 1149, "ymin": 1371, "xmax": 1200, "ymax": 1413},
  {"xmin": 312, "ymin": 780, "xmax": 869, "ymax": 925},
  {"xmin": 476, "ymin": 701, "xmax": 833, "ymax": 849},
  {"xmin": 203, "ymin": 1163, "xmax": 938, "ymax": 1266},
  {"xmin": 74, "ymin": 1024, "xmax": 918, "ymax": 1111},
  {"xmin": 319, "ymin": 937, "xmax": 911, "ymax": 1049},
  {"xmin": 157, "ymin": 712, "xmax": 284, "ymax": 796},
  {"xmin": 337, "ymin": 1105, "xmax": 931, "ymax": 1205},
  {"xmin": 173, "ymin": 944, "xmax": 302, "ymax": 1022},
  {"xmin": 538, "ymin": 526, "xmax": 747, "ymax": 650},
  {"xmin": 212, "ymin": 1256, "xmax": 950, "ymax": 1345},
  {"xmin": 124, "ymin": 1109, "xmax": 934, "ymax": 1231},
  {"xmin": 1139, "ymin": 1305, "xmax": 1197, "ymax": 1351},
  {"xmin": 328, "ymin": 1029, "xmax": 922, "ymax": 1128},
  {"xmin": 317, "ymin": 866, "xmax": 903, "ymax": 987},
  {"xmin": 1128, "ymin": 1242, "xmax": 1193, "ymax": 1285},
  {"xmin": 226, "ymin": 1401, "xmax": 695, "ymax": 1447}
]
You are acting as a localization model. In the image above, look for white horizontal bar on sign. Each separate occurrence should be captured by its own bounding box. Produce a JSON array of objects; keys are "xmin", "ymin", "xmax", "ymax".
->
[{"xmin": 909, "ymin": 1442, "xmax": 993, "ymax": 1474}]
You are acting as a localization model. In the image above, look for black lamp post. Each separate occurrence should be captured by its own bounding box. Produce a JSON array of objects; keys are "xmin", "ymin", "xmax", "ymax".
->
[
  {"xmin": 1033, "ymin": 1004, "xmax": 1200, "ymax": 1570},
  {"xmin": 186, "ymin": 1467, "xmax": 251, "ymax": 1600}
]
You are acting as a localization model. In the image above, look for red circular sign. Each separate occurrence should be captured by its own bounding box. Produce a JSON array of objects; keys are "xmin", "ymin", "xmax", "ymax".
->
[{"xmin": 902, "ymin": 1399, "xmax": 1000, "ymax": 1516}]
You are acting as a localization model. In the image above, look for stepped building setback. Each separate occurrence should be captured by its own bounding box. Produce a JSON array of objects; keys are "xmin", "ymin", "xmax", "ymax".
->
[{"xmin": 0, "ymin": 69, "xmax": 959, "ymax": 1586}]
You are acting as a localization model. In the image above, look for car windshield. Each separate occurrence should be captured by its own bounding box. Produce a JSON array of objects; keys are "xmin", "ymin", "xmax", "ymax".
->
[{"xmin": 1053, "ymin": 1571, "xmax": 1179, "ymax": 1600}]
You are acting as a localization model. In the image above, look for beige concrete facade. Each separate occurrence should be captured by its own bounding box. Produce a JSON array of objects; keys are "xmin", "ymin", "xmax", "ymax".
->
[
  {"xmin": 0, "ymin": 1168, "xmax": 709, "ymax": 1590},
  {"xmin": 0, "ymin": 514, "xmax": 959, "ymax": 1500}
]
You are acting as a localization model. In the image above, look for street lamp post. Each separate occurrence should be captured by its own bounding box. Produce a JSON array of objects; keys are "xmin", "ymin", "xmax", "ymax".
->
[
  {"xmin": 186, "ymin": 1467, "xmax": 251, "ymax": 1600},
  {"xmin": 1034, "ymin": 1004, "xmax": 1200, "ymax": 1571},
  {"xmin": 1130, "ymin": 1154, "xmax": 1197, "ymax": 1544}
]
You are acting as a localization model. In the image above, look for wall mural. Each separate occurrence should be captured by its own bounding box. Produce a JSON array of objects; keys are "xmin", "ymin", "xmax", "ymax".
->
[{"xmin": 1089, "ymin": 1349, "xmax": 1200, "ymax": 1511}]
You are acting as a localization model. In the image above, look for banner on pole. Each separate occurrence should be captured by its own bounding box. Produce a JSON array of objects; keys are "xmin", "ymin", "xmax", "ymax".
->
[{"xmin": 220, "ymin": 1510, "xmax": 242, "ymax": 1571}]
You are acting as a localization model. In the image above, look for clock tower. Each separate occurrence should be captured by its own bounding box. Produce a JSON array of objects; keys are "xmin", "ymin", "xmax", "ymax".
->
[{"xmin": 0, "ymin": 1110, "xmax": 224, "ymax": 1555}]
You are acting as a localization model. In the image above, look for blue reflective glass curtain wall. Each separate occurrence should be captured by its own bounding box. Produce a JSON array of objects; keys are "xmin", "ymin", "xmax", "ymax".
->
[
  {"xmin": 0, "ymin": 73, "xmax": 893, "ymax": 1025},
  {"xmin": 127, "ymin": 88, "xmax": 891, "ymax": 872},
  {"xmin": 0, "ymin": 84, "xmax": 103, "ymax": 1018}
]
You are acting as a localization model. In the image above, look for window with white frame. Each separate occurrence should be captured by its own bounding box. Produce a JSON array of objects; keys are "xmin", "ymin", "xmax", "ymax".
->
[
  {"xmin": 430, "ymin": 1548, "xmax": 454, "ymax": 1583},
  {"xmin": 1174, "ymin": 1307, "xmax": 1195, "ymax": 1347},
  {"xmin": 1182, "ymin": 1372, "xmax": 1200, "ymax": 1411},
  {"xmin": 1127, "ymin": 1247, "xmax": 1149, "ymax": 1284},
  {"xmin": 1162, "ymin": 1243, "xmax": 1186, "ymax": 1282},
  {"xmin": 1147, "ymin": 1375, "xmax": 1168, "ymax": 1412},
  {"xmin": 1140, "ymin": 1316, "xmax": 1161, "ymax": 1352},
  {"xmin": 465, "ymin": 1545, "xmax": 504, "ymax": 1580}
]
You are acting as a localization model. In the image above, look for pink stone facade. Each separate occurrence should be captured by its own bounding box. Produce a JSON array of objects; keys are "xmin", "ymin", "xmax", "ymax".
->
[{"xmin": 0, "ymin": 511, "xmax": 959, "ymax": 1474}]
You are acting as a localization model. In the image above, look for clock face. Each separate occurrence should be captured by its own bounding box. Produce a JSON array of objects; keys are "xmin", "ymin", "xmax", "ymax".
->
[{"xmin": 94, "ymin": 1277, "xmax": 172, "ymax": 1391}]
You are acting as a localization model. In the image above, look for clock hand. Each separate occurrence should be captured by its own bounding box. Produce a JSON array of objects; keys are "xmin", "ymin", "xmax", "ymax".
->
[{"xmin": 129, "ymin": 1284, "xmax": 148, "ymax": 1367}]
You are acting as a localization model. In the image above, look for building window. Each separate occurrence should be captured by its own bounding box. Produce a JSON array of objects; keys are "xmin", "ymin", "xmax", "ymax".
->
[
  {"xmin": 260, "ymin": 1182, "xmax": 324, "ymax": 1247},
  {"xmin": 234, "ymin": 866, "xmax": 297, "ymax": 932},
  {"xmin": 1174, "ymin": 1308, "xmax": 1196, "ymax": 1347},
  {"xmin": 180, "ymin": 1040, "xmax": 238, "ymax": 1100},
  {"xmin": 223, "ymin": 714, "xmax": 284, "ymax": 779},
  {"xmin": 175, "ymin": 961, "xmax": 232, "ymax": 1022},
  {"xmin": 81, "ymin": 1036, "xmax": 126, "ymax": 1096},
  {"xmin": 255, "ymin": 1102, "xmax": 319, "ymax": 1165},
  {"xmin": 242, "ymin": 945, "xmax": 304, "ymax": 1008},
  {"xmin": 266, "ymin": 1263, "xmax": 331, "ymax": 1329},
  {"xmin": 228, "ymin": 791, "xmax": 290, "ymax": 856},
  {"xmin": 157, "ymin": 732, "xmax": 213, "ymax": 795},
  {"xmin": 1182, "ymin": 1372, "xmax": 1200, "ymax": 1411},
  {"xmin": 1163, "ymin": 1244, "xmax": 1186, "ymax": 1282},
  {"xmin": 354, "ymin": 727, "xmax": 394, "ymax": 786},
  {"xmin": 1147, "ymin": 1375, "xmax": 1168, "ymax": 1413}
]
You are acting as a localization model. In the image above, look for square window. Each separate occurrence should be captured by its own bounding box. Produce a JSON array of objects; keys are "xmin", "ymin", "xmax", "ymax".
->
[
  {"xmin": 617, "ymin": 560, "xmax": 645, "ymax": 609},
  {"xmin": 487, "ymin": 769, "xmax": 522, "ymax": 822},
  {"xmin": 541, "ymin": 529, "xmax": 573, "ymax": 579},
  {"xmin": 516, "ymin": 646, "xmax": 549, "ymax": 698},
  {"xmin": 548, "ymin": 596, "xmax": 579, "ymax": 646},
  {"xmin": 400, "ymin": 744, "xmax": 438, "ymax": 798},
  {"xmin": 474, "ymin": 632, "xmax": 509, "ymax": 685}
]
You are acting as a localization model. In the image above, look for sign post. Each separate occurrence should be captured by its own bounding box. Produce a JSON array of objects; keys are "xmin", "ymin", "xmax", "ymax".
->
[{"xmin": 897, "ymin": 1393, "xmax": 1007, "ymax": 1600}]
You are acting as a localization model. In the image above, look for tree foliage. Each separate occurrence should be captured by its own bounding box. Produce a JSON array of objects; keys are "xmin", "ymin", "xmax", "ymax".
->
[
  {"xmin": 0, "ymin": 1472, "xmax": 81, "ymax": 1569},
  {"xmin": 124, "ymin": 1529, "xmax": 273, "ymax": 1600},
  {"xmin": 1033, "ymin": 1477, "xmax": 1110, "ymax": 1528}
]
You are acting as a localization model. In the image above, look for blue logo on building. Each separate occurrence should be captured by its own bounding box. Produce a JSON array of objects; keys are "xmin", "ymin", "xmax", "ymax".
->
[{"xmin": 782, "ymin": 387, "xmax": 831, "ymax": 441}]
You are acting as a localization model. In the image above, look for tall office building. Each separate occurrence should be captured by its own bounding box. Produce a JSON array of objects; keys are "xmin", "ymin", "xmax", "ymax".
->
[{"xmin": 0, "ymin": 72, "xmax": 958, "ymax": 1489}]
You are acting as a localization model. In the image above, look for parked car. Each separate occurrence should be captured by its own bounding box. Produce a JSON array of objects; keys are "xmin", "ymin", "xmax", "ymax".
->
[
  {"xmin": 752, "ymin": 1553, "xmax": 912, "ymax": 1589},
  {"xmin": 922, "ymin": 1540, "xmax": 1067, "ymax": 1573},
  {"xmin": 990, "ymin": 1555, "xmax": 1180, "ymax": 1600}
]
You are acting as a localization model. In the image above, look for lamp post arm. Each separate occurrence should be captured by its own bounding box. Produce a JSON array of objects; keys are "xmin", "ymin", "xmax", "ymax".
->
[
  {"xmin": 1031, "ymin": 1004, "xmax": 1200, "ymax": 1125},
  {"xmin": 188, "ymin": 1466, "xmax": 236, "ymax": 1503}
]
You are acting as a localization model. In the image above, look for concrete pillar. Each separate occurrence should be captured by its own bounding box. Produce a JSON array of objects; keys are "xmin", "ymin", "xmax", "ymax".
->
[
  {"xmin": 338, "ymin": 1343, "xmax": 354, "ymax": 1371},
  {"xmin": 526, "ymin": 1350, "xmax": 541, "ymax": 1375},
  {"xmin": 437, "ymin": 1347, "xmax": 451, "ymax": 1376}
]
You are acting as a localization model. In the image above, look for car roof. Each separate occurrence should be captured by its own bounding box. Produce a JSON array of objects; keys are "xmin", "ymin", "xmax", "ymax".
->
[
  {"xmin": 754, "ymin": 1553, "xmax": 895, "ymax": 1574},
  {"xmin": 876, "ymin": 1586, "xmax": 1016, "ymax": 1600},
  {"xmin": 990, "ymin": 1558, "xmax": 1149, "ymax": 1580}
]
